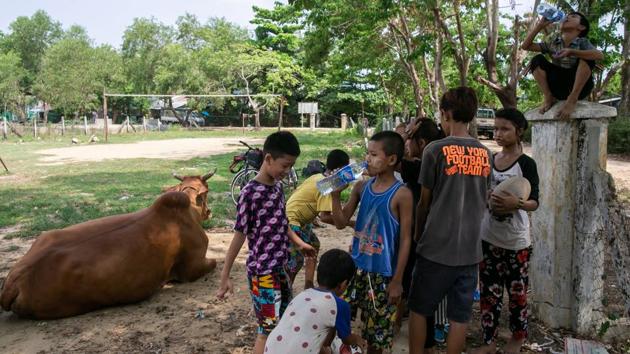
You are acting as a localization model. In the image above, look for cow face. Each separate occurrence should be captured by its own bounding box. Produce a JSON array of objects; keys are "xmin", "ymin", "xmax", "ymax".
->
[{"xmin": 167, "ymin": 170, "xmax": 216, "ymax": 222}]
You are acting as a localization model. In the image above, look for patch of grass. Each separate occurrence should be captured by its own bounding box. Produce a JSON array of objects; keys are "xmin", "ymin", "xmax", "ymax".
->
[
  {"xmin": 608, "ymin": 118, "xmax": 630, "ymax": 154},
  {"xmin": 0, "ymin": 129, "xmax": 364, "ymax": 238}
]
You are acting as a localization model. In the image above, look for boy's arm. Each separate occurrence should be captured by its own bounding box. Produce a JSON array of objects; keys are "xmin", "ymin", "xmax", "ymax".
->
[
  {"xmin": 330, "ymin": 180, "xmax": 364, "ymax": 228},
  {"xmin": 521, "ymin": 17, "xmax": 552, "ymax": 52},
  {"xmin": 387, "ymin": 187, "xmax": 413, "ymax": 305},
  {"xmin": 217, "ymin": 231, "xmax": 246, "ymax": 299},
  {"xmin": 288, "ymin": 227, "xmax": 316, "ymax": 257},
  {"xmin": 318, "ymin": 211, "xmax": 347, "ymax": 230},
  {"xmin": 555, "ymin": 48, "xmax": 604, "ymax": 61},
  {"xmin": 303, "ymin": 256, "xmax": 316, "ymax": 289},
  {"xmin": 414, "ymin": 186, "xmax": 433, "ymax": 242}
]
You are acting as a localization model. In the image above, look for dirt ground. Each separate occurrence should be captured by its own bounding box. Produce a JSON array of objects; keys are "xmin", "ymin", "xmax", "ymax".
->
[
  {"xmin": 36, "ymin": 137, "xmax": 264, "ymax": 165},
  {"xmin": 0, "ymin": 226, "xmax": 577, "ymax": 354},
  {"xmin": 0, "ymin": 137, "xmax": 628, "ymax": 353}
]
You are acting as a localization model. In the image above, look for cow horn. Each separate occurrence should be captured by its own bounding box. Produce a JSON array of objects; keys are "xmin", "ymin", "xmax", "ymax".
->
[
  {"xmin": 172, "ymin": 172, "xmax": 184, "ymax": 181},
  {"xmin": 202, "ymin": 168, "xmax": 217, "ymax": 181}
]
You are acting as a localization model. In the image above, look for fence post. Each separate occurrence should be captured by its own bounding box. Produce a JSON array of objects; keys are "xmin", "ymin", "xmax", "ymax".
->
[
  {"xmin": 526, "ymin": 101, "xmax": 617, "ymax": 334},
  {"xmin": 33, "ymin": 117, "xmax": 38, "ymax": 138},
  {"xmin": 2, "ymin": 117, "xmax": 7, "ymax": 140},
  {"xmin": 83, "ymin": 116, "xmax": 88, "ymax": 135},
  {"xmin": 142, "ymin": 116, "xmax": 147, "ymax": 133},
  {"xmin": 61, "ymin": 116, "xmax": 65, "ymax": 136}
]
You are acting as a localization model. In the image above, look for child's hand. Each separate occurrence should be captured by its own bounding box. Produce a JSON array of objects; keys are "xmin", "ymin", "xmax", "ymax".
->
[
  {"xmin": 553, "ymin": 48, "xmax": 574, "ymax": 58},
  {"xmin": 386, "ymin": 280, "xmax": 403, "ymax": 305},
  {"xmin": 490, "ymin": 191, "xmax": 520, "ymax": 213},
  {"xmin": 216, "ymin": 278, "xmax": 234, "ymax": 300},
  {"xmin": 536, "ymin": 17, "xmax": 552, "ymax": 30},
  {"xmin": 299, "ymin": 242, "xmax": 317, "ymax": 258}
]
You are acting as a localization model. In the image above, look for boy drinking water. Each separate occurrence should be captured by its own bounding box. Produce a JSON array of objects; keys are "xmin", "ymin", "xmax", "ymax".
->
[
  {"xmin": 265, "ymin": 249, "xmax": 365, "ymax": 353},
  {"xmin": 285, "ymin": 149, "xmax": 351, "ymax": 289},
  {"xmin": 408, "ymin": 87, "xmax": 492, "ymax": 354},
  {"xmin": 217, "ymin": 131, "xmax": 315, "ymax": 354},
  {"xmin": 330, "ymin": 131, "xmax": 413, "ymax": 354},
  {"xmin": 521, "ymin": 12, "xmax": 603, "ymax": 119}
]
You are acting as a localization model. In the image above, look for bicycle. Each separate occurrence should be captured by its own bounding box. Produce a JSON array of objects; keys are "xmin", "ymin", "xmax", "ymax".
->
[{"xmin": 229, "ymin": 141, "xmax": 298, "ymax": 205}]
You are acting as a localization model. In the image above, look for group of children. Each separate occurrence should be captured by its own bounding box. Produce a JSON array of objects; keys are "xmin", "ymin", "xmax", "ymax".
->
[{"xmin": 214, "ymin": 10, "xmax": 604, "ymax": 354}]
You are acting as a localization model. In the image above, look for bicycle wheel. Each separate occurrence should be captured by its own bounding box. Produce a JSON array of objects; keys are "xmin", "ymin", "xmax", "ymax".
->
[
  {"xmin": 231, "ymin": 168, "xmax": 258, "ymax": 205},
  {"xmin": 281, "ymin": 167, "xmax": 299, "ymax": 193}
]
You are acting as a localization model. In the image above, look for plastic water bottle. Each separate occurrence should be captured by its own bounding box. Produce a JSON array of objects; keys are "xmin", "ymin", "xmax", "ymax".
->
[
  {"xmin": 537, "ymin": 3, "xmax": 565, "ymax": 22},
  {"xmin": 316, "ymin": 161, "xmax": 367, "ymax": 195}
]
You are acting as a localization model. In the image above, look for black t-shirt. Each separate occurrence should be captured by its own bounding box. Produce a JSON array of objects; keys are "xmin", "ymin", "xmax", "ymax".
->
[{"xmin": 401, "ymin": 158, "xmax": 422, "ymax": 205}]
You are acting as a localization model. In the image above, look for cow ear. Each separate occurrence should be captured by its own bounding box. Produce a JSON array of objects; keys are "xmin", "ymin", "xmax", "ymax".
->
[
  {"xmin": 202, "ymin": 168, "xmax": 217, "ymax": 181},
  {"xmin": 172, "ymin": 172, "xmax": 184, "ymax": 181}
]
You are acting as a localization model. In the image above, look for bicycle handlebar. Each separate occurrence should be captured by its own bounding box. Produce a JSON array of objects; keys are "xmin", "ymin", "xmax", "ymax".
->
[{"xmin": 239, "ymin": 140, "xmax": 256, "ymax": 150}]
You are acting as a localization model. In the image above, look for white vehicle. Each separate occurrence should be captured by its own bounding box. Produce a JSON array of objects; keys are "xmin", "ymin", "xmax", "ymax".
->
[{"xmin": 475, "ymin": 108, "xmax": 495, "ymax": 139}]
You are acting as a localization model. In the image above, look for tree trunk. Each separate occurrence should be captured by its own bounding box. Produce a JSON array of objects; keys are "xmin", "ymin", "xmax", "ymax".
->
[
  {"xmin": 254, "ymin": 109, "xmax": 261, "ymax": 130},
  {"xmin": 388, "ymin": 15, "xmax": 426, "ymax": 118},
  {"xmin": 619, "ymin": 0, "xmax": 630, "ymax": 118},
  {"xmin": 433, "ymin": 0, "xmax": 469, "ymax": 86}
]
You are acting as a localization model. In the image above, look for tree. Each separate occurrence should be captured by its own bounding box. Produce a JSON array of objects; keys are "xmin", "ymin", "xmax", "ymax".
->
[
  {"xmin": 476, "ymin": 0, "xmax": 541, "ymax": 108},
  {"xmin": 121, "ymin": 18, "xmax": 173, "ymax": 94},
  {"xmin": 0, "ymin": 51, "xmax": 27, "ymax": 115},
  {"xmin": 620, "ymin": 0, "xmax": 630, "ymax": 117},
  {"xmin": 251, "ymin": 2, "xmax": 304, "ymax": 55},
  {"xmin": 1, "ymin": 10, "xmax": 63, "ymax": 92},
  {"xmin": 35, "ymin": 38, "xmax": 100, "ymax": 117}
]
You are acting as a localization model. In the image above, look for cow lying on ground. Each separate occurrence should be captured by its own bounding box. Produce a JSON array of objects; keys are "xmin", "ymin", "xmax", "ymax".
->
[{"xmin": 0, "ymin": 171, "xmax": 217, "ymax": 319}]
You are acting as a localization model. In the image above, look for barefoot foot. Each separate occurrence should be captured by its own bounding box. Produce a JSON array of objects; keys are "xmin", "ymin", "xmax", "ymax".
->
[
  {"xmin": 471, "ymin": 342, "xmax": 497, "ymax": 354},
  {"xmin": 556, "ymin": 99, "xmax": 577, "ymax": 120},
  {"xmin": 504, "ymin": 336, "xmax": 525, "ymax": 354},
  {"xmin": 539, "ymin": 97, "xmax": 558, "ymax": 113}
]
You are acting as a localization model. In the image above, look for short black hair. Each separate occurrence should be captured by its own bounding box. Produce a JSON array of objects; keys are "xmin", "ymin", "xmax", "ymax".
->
[
  {"xmin": 326, "ymin": 149, "xmax": 349, "ymax": 171},
  {"xmin": 409, "ymin": 118, "xmax": 445, "ymax": 143},
  {"xmin": 263, "ymin": 131, "xmax": 300, "ymax": 158},
  {"xmin": 317, "ymin": 249, "xmax": 356, "ymax": 289},
  {"xmin": 370, "ymin": 131, "xmax": 404, "ymax": 164},
  {"xmin": 570, "ymin": 11, "xmax": 590, "ymax": 38},
  {"xmin": 495, "ymin": 107, "xmax": 528, "ymax": 139},
  {"xmin": 439, "ymin": 87, "xmax": 478, "ymax": 123}
]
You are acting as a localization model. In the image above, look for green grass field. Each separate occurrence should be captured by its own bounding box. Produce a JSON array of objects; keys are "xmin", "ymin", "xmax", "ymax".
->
[{"xmin": 0, "ymin": 128, "xmax": 365, "ymax": 238}]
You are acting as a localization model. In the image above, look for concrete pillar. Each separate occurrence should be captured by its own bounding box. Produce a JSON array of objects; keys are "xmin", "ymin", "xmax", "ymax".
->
[
  {"xmin": 525, "ymin": 101, "xmax": 617, "ymax": 334},
  {"xmin": 309, "ymin": 113, "xmax": 315, "ymax": 132},
  {"xmin": 341, "ymin": 113, "xmax": 348, "ymax": 130}
]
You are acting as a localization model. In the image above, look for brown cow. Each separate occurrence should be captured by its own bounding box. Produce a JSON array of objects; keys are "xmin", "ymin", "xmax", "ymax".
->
[{"xmin": 0, "ymin": 171, "xmax": 217, "ymax": 319}]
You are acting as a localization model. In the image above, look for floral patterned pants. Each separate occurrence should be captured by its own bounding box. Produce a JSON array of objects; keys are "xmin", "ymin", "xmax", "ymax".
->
[{"xmin": 479, "ymin": 241, "xmax": 530, "ymax": 344}]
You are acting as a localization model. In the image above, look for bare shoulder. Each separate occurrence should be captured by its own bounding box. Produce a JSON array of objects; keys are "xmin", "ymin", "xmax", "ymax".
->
[
  {"xmin": 393, "ymin": 185, "xmax": 413, "ymax": 204},
  {"xmin": 352, "ymin": 179, "xmax": 367, "ymax": 195}
]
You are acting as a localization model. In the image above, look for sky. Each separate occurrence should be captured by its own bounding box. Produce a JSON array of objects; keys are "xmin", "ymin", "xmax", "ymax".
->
[
  {"xmin": 0, "ymin": 0, "xmax": 281, "ymax": 48},
  {"xmin": 0, "ymin": 0, "xmax": 538, "ymax": 49}
]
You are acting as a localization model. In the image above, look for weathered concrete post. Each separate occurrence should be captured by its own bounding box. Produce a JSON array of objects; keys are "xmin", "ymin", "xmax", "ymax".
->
[
  {"xmin": 341, "ymin": 113, "xmax": 348, "ymax": 130},
  {"xmin": 525, "ymin": 101, "xmax": 617, "ymax": 334}
]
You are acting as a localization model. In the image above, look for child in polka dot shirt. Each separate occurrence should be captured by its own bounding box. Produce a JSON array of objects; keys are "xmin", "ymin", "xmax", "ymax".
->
[
  {"xmin": 265, "ymin": 249, "xmax": 365, "ymax": 353},
  {"xmin": 217, "ymin": 131, "xmax": 316, "ymax": 354}
]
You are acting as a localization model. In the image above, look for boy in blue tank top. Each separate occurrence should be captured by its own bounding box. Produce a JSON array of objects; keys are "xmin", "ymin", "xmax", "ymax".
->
[{"xmin": 330, "ymin": 131, "xmax": 413, "ymax": 354}]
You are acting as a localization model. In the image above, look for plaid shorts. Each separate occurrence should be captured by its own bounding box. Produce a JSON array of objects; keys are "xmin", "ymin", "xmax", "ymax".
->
[
  {"xmin": 285, "ymin": 224, "xmax": 321, "ymax": 280},
  {"xmin": 344, "ymin": 269, "xmax": 397, "ymax": 350},
  {"xmin": 248, "ymin": 269, "xmax": 292, "ymax": 335}
]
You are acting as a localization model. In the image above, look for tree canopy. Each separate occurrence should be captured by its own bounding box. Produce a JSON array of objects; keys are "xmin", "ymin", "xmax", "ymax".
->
[{"xmin": 0, "ymin": 3, "xmax": 626, "ymax": 122}]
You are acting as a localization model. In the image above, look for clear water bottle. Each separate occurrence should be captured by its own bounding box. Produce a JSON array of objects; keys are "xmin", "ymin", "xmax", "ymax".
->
[
  {"xmin": 537, "ymin": 3, "xmax": 565, "ymax": 22},
  {"xmin": 316, "ymin": 161, "xmax": 367, "ymax": 195}
]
